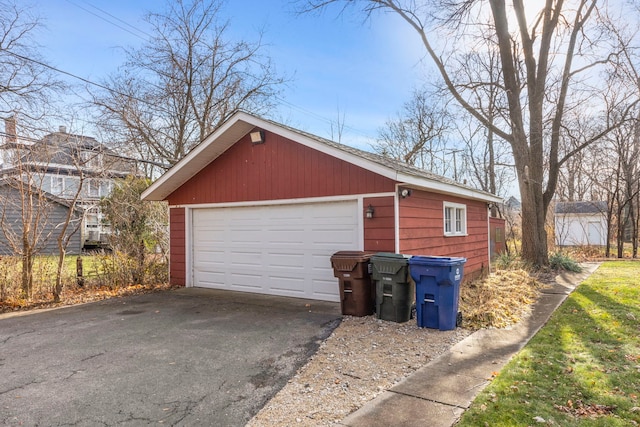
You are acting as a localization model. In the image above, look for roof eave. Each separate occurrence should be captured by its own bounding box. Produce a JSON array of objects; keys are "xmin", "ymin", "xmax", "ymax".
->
[
  {"xmin": 396, "ymin": 173, "xmax": 503, "ymax": 203},
  {"xmin": 141, "ymin": 112, "xmax": 256, "ymax": 201},
  {"xmin": 141, "ymin": 111, "xmax": 504, "ymax": 204}
]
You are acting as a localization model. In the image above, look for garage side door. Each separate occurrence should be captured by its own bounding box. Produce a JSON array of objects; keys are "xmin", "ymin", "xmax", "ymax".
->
[{"xmin": 191, "ymin": 200, "xmax": 359, "ymax": 301}]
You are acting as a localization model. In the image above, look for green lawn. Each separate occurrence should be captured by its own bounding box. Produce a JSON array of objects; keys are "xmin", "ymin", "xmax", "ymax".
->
[
  {"xmin": 28, "ymin": 254, "xmax": 103, "ymax": 280},
  {"xmin": 1, "ymin": 254, "xmax": 106, "ymax": 301},
  {"xmin": 457, "ymin": 261, "xmax": 640, "ymax": 427}
]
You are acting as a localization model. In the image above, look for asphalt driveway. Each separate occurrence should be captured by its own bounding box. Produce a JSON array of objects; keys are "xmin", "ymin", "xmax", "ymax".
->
[{"xmin": 0, "ymin": 288, "xmax": 341, "ymax": 426}]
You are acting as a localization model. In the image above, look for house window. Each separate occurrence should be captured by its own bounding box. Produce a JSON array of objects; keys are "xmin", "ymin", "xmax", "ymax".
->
[
  {"xmin": 79, "ymin": 149, "xmax": 102, "ymax": 167},
  {"xmin": 51, "ymin": 176, "xmax": 64, "ymax": 195},
  {"xmin": 443, "ymin": 202, "xmax": 467, "ymax": 236},
  {"xmin": 495, "ymin": 227, "xmax": 503, "ymax": 243},
  {"xmin": 87, "ymin": 179, "xmax": 100, "ymax": 197}
]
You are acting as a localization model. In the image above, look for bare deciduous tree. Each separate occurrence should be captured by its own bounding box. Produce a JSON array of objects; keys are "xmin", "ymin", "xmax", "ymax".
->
[
  {"xmin": 93, "ymin": 0, "xmax": 286, "ymax": 170},
  {"xmin": 301, "ymin": 0, "xmax": 640, "ymax": 266},
  {"xmin": 0, "ymin": 1, "xmax": 63, "ymax": 118},
  {"xmin": 52, "ymin": 151, "xmax": 85, "ymax": 303},
  {"xmin": 375, "ymin": 88, "xmax": 452, "ymax": 175},
  {"xmin": 0, "ymin": 140, "xmax": 59, "ymax": 298}
]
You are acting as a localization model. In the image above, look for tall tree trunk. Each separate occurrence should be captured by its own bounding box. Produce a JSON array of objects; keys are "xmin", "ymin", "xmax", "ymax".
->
[
  {"xmin": 605, "ymin": 196, "xmax": 614, "ymax": 258},
  {"xmin": 53, "ymin": 247, "xmax": 66, "ymax": 303},
  {"xmin": 519, "ymin": 172, "xmax": 548, "ymax": 265},
  {"xmin": 21, "ymin": 251, "xmax": 33, "ymax": 299},
  {"xmin": 617, "ymin": 204, "xmax": 626, "ymax": 258}
]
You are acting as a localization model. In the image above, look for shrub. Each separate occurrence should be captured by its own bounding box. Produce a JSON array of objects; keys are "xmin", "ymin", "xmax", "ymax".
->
[
  {"xmin": 493, "ymin": 252, "xmax": 531, "ymax": 271},
  {"xmin": 548, "ymin": 251, "xmax": 582, "ymax": 272},
  {"xmin": 92, "ymin": 250, "xmax": 168, "ymax": 288}
]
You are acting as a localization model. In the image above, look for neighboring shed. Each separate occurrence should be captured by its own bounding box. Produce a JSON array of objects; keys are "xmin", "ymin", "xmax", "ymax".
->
[
  {"xmin": 0, "ymin": 179, "xmax": 83, "ymax": 255},
  {"xmin": 555, "ymin": 201, "xmax": 607, "ymax": 246},
  {"xmin": 142, "ymin": 111, "xmax": 503, "ymax": 302}
]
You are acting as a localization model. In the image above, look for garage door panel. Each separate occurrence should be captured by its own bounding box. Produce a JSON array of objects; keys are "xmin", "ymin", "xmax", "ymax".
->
[
  {"xmin": 229, "ymin": 233, "xmax": 262, "ymax": 244},
  {"xmin": 314, "ymin": 235, "xmax": 357, "ymax": 246},
  {"xmin": 192, "ymin": 200, "xmax": 359, "ymax": 301},
  {"xmin": 197, "ymin": 271, "xmax": 226, "ymax": 287},
  {"xmin": 312, "ymin": 279, "xmax": 340, "ymax": 297},
  {"xmin": 193, "ymin": 251, "xmax": 224, "ymax": 265},
  {"xmin": 266, "ymin": 230, "xmax": 306, "ymax": 242},
  {"xmin": 270, "ymin": 214, "xmax": 304, "ymax": 222},
  {"xmin": 267, "ymin": 253, "xmax": 305, "ymax": 269},
  {"xmin": 229, "ymin": 271, "xmax": 264, "ymax": 288},
  {"xmin": 268, "ymin": 276, "xmax": 306, "ymax": 292},
  {"xmin": 229, "ymin": 251, "xmax": 263, "ymax": 263}
]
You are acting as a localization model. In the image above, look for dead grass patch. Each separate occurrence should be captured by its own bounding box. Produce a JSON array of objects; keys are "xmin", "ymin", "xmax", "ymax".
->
[
  {"xmin": 0, "ymin": 282, "xmax": 179, "ymax": 314},
  {"xmin": 459, "ymin": 269, "xmax": 548, "ymax": 330}
]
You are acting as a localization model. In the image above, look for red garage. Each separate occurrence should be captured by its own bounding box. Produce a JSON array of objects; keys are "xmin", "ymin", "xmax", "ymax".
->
[{"xmin": 142, "ymin": 111, "xmax": 503, "ymax": 302}]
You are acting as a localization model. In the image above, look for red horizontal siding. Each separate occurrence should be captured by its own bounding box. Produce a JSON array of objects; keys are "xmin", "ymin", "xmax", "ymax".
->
[
  {"xmin": 363, "ymin": 196, "xmax": 395, "ymax": 253},
  {"xmin": 169, "ymin": 207, "xmax": 186, "ymax": 286},
  {"xmin": 399, "ymin": 190, "xmax": 489, "ymax": 280},
  {"xmin": 167, "ymin": 130, "xmax": 396, "ymax": 205}
]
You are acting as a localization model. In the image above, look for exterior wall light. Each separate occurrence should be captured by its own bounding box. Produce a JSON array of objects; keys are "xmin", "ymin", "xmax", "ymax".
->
[
  {"xmin": 250, "ymin": 130, "xmax": 265, "ymax": 144},
  {"xmin": 366, "ymin": 204, "xmax": 375, "ymax": 219},
  {"xmin": 399, "ymin": 188, "xmax": 412, "ymax": 198}
]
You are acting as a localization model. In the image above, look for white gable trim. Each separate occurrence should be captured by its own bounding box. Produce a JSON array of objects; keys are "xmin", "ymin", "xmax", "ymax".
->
[
  {"xmin": 142, "ymin": 112, "xmax": 255, "ymax": 201},
  {"xmin": 141, "ymin": 111, "xmax": 502, "ymax": 204}
]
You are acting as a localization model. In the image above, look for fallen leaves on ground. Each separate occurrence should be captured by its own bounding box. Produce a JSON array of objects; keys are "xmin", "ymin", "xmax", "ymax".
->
[
  {"xmin": 0, "ymin": 282, "xmax": 179, "ymax": 314},
  {"xmin": 459, "ymin": 269, "xmax": 548, "ymax": 330},
  {"xmin": 554, "ymin": 400, "xmax": 617, "ymax": 417}
]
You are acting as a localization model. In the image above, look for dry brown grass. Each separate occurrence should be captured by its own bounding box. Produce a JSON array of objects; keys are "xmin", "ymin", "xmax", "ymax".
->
[
  {"xmin": 0, "ymin": 282, "xmax": 179, "ymax": 314},
  {"xmin": 459, "ymin": 269, "xmax": 548, "ymax": 330}
]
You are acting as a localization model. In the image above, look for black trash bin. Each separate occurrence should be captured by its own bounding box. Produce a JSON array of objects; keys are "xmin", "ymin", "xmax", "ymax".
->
[
  {"xmin": 371, "ymin": 252, "xmax": 414, "ymax": 323},
  {"xmin": 330, "ymin": 251, "xmax": 374, "ymax": 316},
  {"xmin": 409, "ymin": 256, "xmax": 466, "ymax": 330}
]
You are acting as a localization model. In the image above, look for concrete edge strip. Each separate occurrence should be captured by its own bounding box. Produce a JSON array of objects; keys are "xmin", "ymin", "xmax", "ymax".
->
[{"xmin": 386, "ymin": 389, "xmax": 477, "ymax": 410}]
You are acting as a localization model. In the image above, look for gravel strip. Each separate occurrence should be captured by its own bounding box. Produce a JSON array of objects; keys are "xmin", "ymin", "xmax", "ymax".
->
[{"xmin": 248, "ymin": 315, "xmax": 471, "ymax": 426}]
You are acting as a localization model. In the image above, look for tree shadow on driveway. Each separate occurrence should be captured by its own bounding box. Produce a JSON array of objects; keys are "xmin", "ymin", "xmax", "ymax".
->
[{"xmin": 0, "ymin": 288, "xmax": 342, "ymax": 426}]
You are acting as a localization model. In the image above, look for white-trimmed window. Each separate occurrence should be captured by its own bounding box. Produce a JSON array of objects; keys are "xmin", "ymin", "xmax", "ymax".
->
[
  {"xmin": 87, "ymin": 179, "xmax": 100, "ymax": 197},
  {"xmin": 51, "ymin": 176, "xmax": 64, "ymax": 195},
  {"xmin": 443, "ymin": 202, "xmax": 467, "ymax": 236}
]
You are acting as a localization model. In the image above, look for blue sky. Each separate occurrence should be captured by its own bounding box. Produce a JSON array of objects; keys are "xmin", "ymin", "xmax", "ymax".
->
[{"xmin": 31, "ymin": 0, "xmax": 430, "ymax": 149}]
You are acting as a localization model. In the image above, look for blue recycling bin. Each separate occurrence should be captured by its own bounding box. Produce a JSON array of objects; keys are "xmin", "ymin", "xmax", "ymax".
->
[{"xmin": 409, "ymin": 256, "xmax": 466, "ymax": 330}]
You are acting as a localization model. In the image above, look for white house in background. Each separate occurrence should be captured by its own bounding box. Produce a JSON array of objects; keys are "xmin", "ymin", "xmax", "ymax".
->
[
  {"xmin": 555, "ymin": 201, "xmax": 607, "ymax": 246},
  {"xmin": 1, "ymin": 117, "xmax": 137, "ymax": 248}
]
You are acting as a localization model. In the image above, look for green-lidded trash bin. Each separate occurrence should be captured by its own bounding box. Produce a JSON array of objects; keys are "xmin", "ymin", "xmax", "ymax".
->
[
  {"xmin": 330, "ymin": 251, "xmax": 375, "ymax": 316},
  {"xmin": 371, "ymin": 252, "xmax": 414, "ymax": 323},
  {"xmin": 409, "ymin": 256, "xmax": 466, "ymax": 330}
]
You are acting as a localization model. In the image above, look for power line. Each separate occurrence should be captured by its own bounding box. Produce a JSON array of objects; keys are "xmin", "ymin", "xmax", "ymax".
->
[
  {"xmin": 6, "ymin": 46, "xmax": 379, "ymax": 148},
  {"xmin": 2, "ymin": 50, "xmax": 174, "ymax": 116},
  {"xmin": 64, "ymin": 0, "xmax": 152, "ymax": 41},
  {"xmin": 61, "ymin": 1, "xmax": 379, "ymax": 144},
  {"xmin": 1, "ymin": 0, "xmax": 383, "ymax": 149},
  {"xmin": 273, "ymin": 95, "xmax": 378, "ymax": 141}
]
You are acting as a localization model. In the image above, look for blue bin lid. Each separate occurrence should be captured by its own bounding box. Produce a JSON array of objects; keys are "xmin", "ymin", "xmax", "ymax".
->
[{"xmin": 408, "ymin": 255, "xmax": 466, "ymax": 267}]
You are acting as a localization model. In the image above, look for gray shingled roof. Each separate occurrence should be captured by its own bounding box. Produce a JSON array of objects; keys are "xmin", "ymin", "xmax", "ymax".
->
[
  {"xmin": 555, "ymin": 201, "xmax": 607, "ymax": 214},
  {"xmin": 263, "ymin": 117, "xmax": 498, "ymax": 200},
  {"xmin": 143, "ymin": 111, "xmax": 504, "ymax": 202}
]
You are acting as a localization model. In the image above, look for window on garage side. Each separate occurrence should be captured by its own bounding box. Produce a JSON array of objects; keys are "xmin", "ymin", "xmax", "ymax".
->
[{"xmin": 443, "ymin": 202, "xmax": 467, "ymax": 236}]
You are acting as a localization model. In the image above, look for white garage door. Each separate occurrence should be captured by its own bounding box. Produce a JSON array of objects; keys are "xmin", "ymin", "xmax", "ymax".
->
[{"xmin": 191, "ymin": 200, "xmax": 360, "ymax": 301}]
